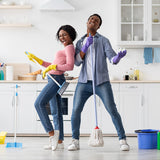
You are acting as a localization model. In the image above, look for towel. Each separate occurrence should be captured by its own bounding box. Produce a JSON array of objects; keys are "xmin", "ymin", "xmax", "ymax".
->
[
  {"xmin": 153, "ymin": 48, "xmax": 160, "ymax": 63},
  {"xmin": 144, "ymin": 48, "xmax": 153, "ymax": 64}
]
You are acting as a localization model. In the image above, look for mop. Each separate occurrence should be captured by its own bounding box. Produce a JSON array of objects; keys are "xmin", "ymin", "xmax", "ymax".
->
[
  {"xmin": 88, "ymin": 35, "xmax": 104, "ymax": 147},
  {"xmin": 6, "ymin": 84, "xmax": 22, "ymax": 148},
  {"xmin": 25, "ymin": 51, "xmax": 69, "ymax": 96}
]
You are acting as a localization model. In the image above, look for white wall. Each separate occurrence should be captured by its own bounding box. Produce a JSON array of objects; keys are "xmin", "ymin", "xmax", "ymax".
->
[{"xmin": 0, "ymin": 0, "xmax": 160, "ymax": 80}]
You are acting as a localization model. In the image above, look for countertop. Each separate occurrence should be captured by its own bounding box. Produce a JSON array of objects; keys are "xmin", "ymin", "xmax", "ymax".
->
[{"xmin": 1, "ymin": 80, "xmax": 160, "ymax": 83}]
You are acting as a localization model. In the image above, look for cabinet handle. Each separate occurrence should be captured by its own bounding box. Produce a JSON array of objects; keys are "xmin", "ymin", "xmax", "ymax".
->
[
  {"xmin": 128, "ymin": 86, "xmax": 138, "ymax": 88},
  {"xmin": 145, "ymin": 30, "xmax": 147, "ymax": 41},
  {"xmin": 12, "ymin": 95, "xmax": 14, "ymax": 108},
  {"xmin": 141, "ymin": 94, "xmax": 144, "ymax": 106}
]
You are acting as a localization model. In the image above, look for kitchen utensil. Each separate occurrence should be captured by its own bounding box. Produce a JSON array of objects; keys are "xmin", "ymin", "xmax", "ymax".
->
[
  {"xmin": 88, "ymin": 35, "xmax": 104, "ymax": 147},
  {"xmin": 6, "ymin": 84, "xmax": 22, "ymax": 148}
]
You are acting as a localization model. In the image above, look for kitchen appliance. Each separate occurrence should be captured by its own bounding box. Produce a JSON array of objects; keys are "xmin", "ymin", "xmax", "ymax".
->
[
  {"xmin": 40, "ymin": 0, "xmax": 75, "ymax": 11},
  {"xmin": 36, "ymin": 90, "xmax": 73, "ymax": 122}
]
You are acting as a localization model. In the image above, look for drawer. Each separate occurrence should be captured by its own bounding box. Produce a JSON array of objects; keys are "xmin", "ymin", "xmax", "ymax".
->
[
  {"xmin": 120, "ymin": 83, "xmax": 143, "ymax": 91},
  {"xmin": 0, "ymin": 83, "xmax": 16, "ymax": 92},
  {"xmin": 111, "ymin": 83, "xmax": 120, "ymax": 91}
]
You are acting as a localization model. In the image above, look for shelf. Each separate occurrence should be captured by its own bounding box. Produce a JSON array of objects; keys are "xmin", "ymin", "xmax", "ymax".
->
[
  {"xmin": 121, "ymin": 22, "xmax": 144, "ymax": 24},
  {"xmin": 152, "ymin": 4, "xmax": 160, "ymax": 6},
  {"xmin": 0, "ymin": 24, "xmax": 32, "ymax": 27},
  {"xmin": 152, "ymin": 22, "xmax": 160, "ymax": 24},
  {"xmin": 121, "ymin": 4, "xmax": 144, "ymax": 6},
  {"xmin": 117, "ymin": 41, "xmax": 160, "ymax": 48},
  {"xmin": 0, "ymin": 5, "xmax": 32, "ymax": 9}
]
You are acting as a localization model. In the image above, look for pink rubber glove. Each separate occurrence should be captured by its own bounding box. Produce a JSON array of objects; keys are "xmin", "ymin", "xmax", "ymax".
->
[
  {"xmin": 113, "ymin": 49, "xmax": 127, "ymax": 64},
  {"xmin": 81, "ymin": 35, "xmax": 93, "ymax": 53}
]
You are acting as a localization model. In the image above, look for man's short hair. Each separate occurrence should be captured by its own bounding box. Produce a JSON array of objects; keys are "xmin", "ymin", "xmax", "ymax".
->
[{"xmin": 88, "ymin": 14, "xmax": 102, "ymax": 27}]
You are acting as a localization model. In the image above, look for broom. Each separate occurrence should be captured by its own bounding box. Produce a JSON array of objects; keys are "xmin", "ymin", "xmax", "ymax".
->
[
  {"xmin": 88, "ymin": 35, "xmax": 104, "ymax": 147},
  {"xmin": 25, "ymin": 51, "xmax": 69, "ymax": 96},
  {"xmin": 6, "ymin": 84, "xmax": 22, "ymax": 148}
]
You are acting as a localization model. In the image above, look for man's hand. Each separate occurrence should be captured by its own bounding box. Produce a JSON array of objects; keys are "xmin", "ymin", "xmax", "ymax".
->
[
  {"xmin": 81, "ymin": 35, "xmax": 93, "ymax": 53},
  {"xmin": 113, "ymin": 49, "xmax": 127, "ymax": 64}
]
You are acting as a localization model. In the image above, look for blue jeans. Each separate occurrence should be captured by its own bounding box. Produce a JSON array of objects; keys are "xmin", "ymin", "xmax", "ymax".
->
[
  {"xmin": 71, "ymin": 81, "xmax": 126, "ymax": 140},
  {"xmin": 35, "ymin": 74, "xmax": 65, "ymax": 140}
]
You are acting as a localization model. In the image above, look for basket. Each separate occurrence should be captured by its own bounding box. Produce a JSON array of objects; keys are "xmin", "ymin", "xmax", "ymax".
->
[
  {"xmin": 18, "ymin": 75, "xmax": 37, "ymax": 81},
  {"xmin": 135, "ymin": 129, "xmax": 158, "ymax": 149}
]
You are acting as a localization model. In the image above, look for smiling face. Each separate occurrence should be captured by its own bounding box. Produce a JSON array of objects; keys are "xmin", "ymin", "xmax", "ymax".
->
[
  {"xmin": 87, "ymin": 15, "xmax": 101, "ymax": 33},
  {"xmin": 59, "ymin": 30, "xmax": 73, "ymax": 47}
]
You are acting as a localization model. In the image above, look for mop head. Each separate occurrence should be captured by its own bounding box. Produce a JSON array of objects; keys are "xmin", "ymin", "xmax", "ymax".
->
[
  {"xmin": 58, "ymin": 81, "xmax": 69, "ymax": 96},
  {"xmin": 88, "ymin": 126, "xmax": 104, "ymax": 147}
]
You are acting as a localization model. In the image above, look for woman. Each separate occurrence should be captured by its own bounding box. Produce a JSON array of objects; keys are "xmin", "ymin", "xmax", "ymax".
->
[{"xmin": 26, "ymin": 25, "xmax": 77, "ymax": 151}]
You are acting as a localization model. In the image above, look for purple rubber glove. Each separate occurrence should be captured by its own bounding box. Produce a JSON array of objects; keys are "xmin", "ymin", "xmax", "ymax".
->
[
  {"xmin": 113, "ymin": 49, "xmax": 127, "ymax": 64},
  {"xmin": 81, "ymin": 35, "xmax": 93, "ymax": 53}
]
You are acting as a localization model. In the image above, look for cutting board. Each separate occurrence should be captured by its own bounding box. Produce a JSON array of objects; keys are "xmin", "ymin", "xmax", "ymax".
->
[{"xmin": 4, "ymin": 63, "xmax": 30, "ymax": 80}]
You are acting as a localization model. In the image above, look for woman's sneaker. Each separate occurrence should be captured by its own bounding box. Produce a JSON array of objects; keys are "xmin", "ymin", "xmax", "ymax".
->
[
  {"xmin": 44, "ymin": 142, "xmax": 64, "ymax": 150},
  {"xmin": 68, "ymin": 139, "xmax": 79, "ymax": 151},
  {"xmin": 43, "ymin": 130, "xmax": 59, "ymax": 151},
  {"xmin": 119, "ymin": 139, "xmax": 130, "ymax": 151}
]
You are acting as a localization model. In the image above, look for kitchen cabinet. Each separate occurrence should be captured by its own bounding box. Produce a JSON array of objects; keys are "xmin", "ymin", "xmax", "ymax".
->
[
  {"xmin": 0, "ymin": 83, "xmax": 37, "ymax": 134},
  {"xmin": 1, "ymin": 81, "xmax": 160, "ymax": 135},
  {"xmin": 118, "ymin": 0, "xmax": 160, "ymax": 47},
  {"xmin": 16, "ymin": 84, "xmax": 37, "ymax": 133},
  {"xmin": 99, "ymin": 83, "xmax": 120, "ymax": 134},
  {"xmin": 0, "ymin": 84, "xmax": 14, "ymax": 133},
  {"xmin": 119, "ymin": 83, "xmax": 144, "ymax": 134},
  {"xmin": 0, "ymin": 4, "xmax": 32, "ymax": 27},
  {"xmin": 144, "ymin": 83, "xmax": 160, "ymax": 129}
]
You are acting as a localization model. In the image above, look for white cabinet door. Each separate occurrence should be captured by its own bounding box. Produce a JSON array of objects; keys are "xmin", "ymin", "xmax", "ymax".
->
[
  {"xmin": 119, "ymin": 83, "xmax": 144, "ymax": 134},
  {"xmin": 99, "ymin": 83, "xmax": 120, "ymax": 134},
  {"xmin": 144, "ymin": 83, "xmax": 160, "ymax": 129},
  {"xmin": 119, "ymin": 0, "xmax": 145, "ymax": 42},
  {"xmin": 80, "ymin": 95, "xmax": 101, "ymax": 134},
  {"xmin": 0, "ymin": 84, "xmax": 14, "ymax": 133},
  {"xmin": 118, "ymin": 0, "xmax": 160, "ymax": 47},
  {"xmin": 151, "ymin": 0, "xmax": 160, "ymax": 41},
  {"xmin": 17, "ymin": 84, "xmax": 37, "ymax": 133}
]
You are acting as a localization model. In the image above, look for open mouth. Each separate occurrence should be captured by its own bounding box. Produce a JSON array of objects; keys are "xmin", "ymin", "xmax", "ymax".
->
[{"xmin": 89, "ymin": 22, "xmax": 95, "ymax": 26}]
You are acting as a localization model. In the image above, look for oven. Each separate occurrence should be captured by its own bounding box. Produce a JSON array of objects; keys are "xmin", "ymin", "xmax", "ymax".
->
[{"xmin": 36, "ymin": 90, "xmax": 74, "ymax": 121}]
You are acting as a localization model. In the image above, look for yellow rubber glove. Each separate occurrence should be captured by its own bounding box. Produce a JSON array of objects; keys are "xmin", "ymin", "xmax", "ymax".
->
[
  {"xmin": 42, "ymin": 65, "xmax": 57, "ymax": 79},
  {"xmin": 25, "ymin": 52, "xmax": 43, "ymax": 65}
]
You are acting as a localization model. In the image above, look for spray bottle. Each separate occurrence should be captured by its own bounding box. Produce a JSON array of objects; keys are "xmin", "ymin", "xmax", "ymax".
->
[{"xmin": 0, "ymin": 63, "xmax": 4, "ymax": 80}]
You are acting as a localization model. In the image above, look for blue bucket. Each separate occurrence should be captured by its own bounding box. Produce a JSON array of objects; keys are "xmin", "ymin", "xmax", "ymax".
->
[{"xmin": 135, "ymin": 129, "xmax": 158, "ymax": 149}]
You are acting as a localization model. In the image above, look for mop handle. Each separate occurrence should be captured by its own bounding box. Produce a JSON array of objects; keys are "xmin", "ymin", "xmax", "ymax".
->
[
  {"xmin": 14, "ymin": 84, "xmax": 18, "ymax": 143},
  {"xmin": 25, "ymin": 52, "xmax": 61, "ymax": 87},
  {"xmin": 35, "ymin": 61, "xmax": 61, "ymax": 87},
  {"xmin": 90, "ymin": 35, "xmax": 98, "ymax": 127}
]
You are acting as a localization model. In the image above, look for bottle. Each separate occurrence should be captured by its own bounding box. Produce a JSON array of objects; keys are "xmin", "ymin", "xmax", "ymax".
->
[
  {"xmin": 124, "ymin": 72, "xmax": 129, "ymax": 80},
  {"xmin": 129, "ymin": 68, "xmax": 134, "ymax": 80},
  {"xmin": 153, "ymin": 9, "xmax": 159, "ymax": 23},
  {"xmin": 134, "ymin": 62, "xmax": 140, "ymax": 80},
  {"xmin": 157, "ymin": 131, "xmax": 160, "ymax": 150},
  {"xmin": 0, "ymin": 67, "xmax": 4, "ymax": 80}
]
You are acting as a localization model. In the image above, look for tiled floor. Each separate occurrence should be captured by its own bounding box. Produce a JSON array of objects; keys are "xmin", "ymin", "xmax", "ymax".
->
[{"xmin": 0, "ymin": 136, "xmax": 160, "ymax": 160}]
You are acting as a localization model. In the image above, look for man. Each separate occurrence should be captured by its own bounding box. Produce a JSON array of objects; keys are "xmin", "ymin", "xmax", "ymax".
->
[{"xmin": 68, "ymin": 14, "xmax": 129, "ymax": 151}]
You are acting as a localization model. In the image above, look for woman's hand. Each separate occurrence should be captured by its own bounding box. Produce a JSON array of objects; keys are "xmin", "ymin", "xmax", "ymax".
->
[{"xmin": 42, "ymin": 65, "xmax": 57, "ymax": 79}]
